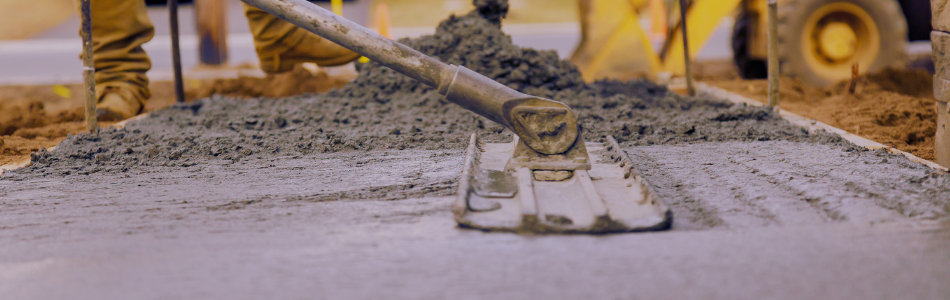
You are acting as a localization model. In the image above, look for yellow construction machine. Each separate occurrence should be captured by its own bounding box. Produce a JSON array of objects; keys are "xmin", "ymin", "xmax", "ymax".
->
[{"xmin": 572, "ymin": 0, "xmax": 932, "ymax": 85}]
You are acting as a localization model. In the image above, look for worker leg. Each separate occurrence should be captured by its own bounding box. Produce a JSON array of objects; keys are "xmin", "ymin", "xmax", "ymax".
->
[
  {"xmin": 243, "ymin": 3, "xmax": 360, "ymax": 73},
  {"xmin": 79, "ymin": 0, "xmax": 153, "ymax": 119}
]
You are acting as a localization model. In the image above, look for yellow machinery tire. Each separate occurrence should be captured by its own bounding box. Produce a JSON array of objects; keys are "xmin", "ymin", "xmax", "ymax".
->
[
  {"xmin": 731, "ymin": 9, "xmax": 768, "ymax": 79},
  {"xmin": 778, "ymin": 0, "xmax": 908, "ymax": 85}
]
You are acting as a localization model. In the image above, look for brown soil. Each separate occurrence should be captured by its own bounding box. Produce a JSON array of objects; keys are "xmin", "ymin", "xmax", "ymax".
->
[
  {"xmin": 707, "ymin": 65, "xmax": 938, "ymax": 161},
  {"xmin": 0, "ymin": 66, "xmax": 350, "ymax": 166},
  {"xmin": 194, "ymin": 64, "xmax": 353, "ymax": 99}
]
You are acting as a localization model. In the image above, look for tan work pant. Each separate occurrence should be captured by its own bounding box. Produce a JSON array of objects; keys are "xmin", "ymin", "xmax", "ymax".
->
[{"xmin": 82, "ymin": 0, "xmax": 318, "ymax": 104}]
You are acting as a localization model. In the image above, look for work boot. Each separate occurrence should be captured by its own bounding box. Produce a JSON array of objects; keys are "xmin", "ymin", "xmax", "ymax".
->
[
  {"xmin": 243, "ymin": 3, "xmax": 361, "ymax": 73},
  {"xmin": 258, "ymin": 35, "xmax": 362, "ymax": 74},
  {"xmin": 96, "ymin": 91, "xmax": 142, "ymax": 121}
]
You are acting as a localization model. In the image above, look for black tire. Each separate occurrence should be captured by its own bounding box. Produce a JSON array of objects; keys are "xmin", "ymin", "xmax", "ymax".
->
[
  {"xmin": 778, "ymin": 0, "xmax": 908, "ymax": 86},
  {"xmin": 145, "ymin": 0, "xmax": 192, "ymax": 6},
  {"xmin": 731, "ymin": 9, "xmax": 768, "ymax": 79},
  {"xmin": 897, "ymin": 0, "xmax": 932, "ymax": 41}
]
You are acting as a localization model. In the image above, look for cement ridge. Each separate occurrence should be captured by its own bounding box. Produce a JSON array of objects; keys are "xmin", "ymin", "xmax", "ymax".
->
[
  {"xmin": 0, "ymin": 113, "xmax": 146, "ymax": 176},
  {"xmin": 6, "ymin": 81, "xmax": 943, "ymax": 175}
]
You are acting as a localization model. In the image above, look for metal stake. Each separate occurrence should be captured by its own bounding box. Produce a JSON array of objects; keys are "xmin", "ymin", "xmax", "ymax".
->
[
  {"xmin": 848, "ymin": 63, "xmax": 859, "ymax": 94},
  {"xmin": 79, "ymin": 0, "xmax": 97, "ymax": 133},
  {"xmin": 678, "ymin": 0, "xmax": 695, "ymax": 96},
  {"xmin": 169, "ymin": 0, "xmax": 185, "ymax": 103},
  {"xmin": 767, "ymin": 0, "xmax": 779, "ymax": 109}
]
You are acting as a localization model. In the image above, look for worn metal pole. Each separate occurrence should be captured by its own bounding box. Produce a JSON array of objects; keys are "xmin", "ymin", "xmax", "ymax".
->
[
  {"xmin": 678, "ymin": 0, "xmax": 695, "ymax": 96},
  {"xmin": 169, "ymin": 0, "xmax": 186, "ymax": 103},
  {"xmin": 79, "ymin": 0, "xmax": 97, "ymax": 133},
  {"xmin": 767, "ymin": 0, "xmax": 780, "ymax": 109}
]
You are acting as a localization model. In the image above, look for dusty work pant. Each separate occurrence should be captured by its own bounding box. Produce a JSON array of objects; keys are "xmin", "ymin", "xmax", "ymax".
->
[{"xmin": 81, "ymin": 0, "xmax": 344, "ymax": 105}]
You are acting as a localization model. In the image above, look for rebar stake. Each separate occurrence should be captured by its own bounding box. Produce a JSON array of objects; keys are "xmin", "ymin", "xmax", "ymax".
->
[
  {"xmin": 848, "ymin": 63, "xmax": 859, "ymax": 94},
  {"xmin": 678, "ymin": 0, "xmax": 695, "ymax": 96},
  {"xmin": 767, "ymin": 0, "xmax": 779, "ymax": 109},
  {"xmin": 80, "ymin": 0, "xmax": 97, "ymax": 133},
  {"xmin": 169, "ymin": 0, "xmax": 186, "ymax": 103}
]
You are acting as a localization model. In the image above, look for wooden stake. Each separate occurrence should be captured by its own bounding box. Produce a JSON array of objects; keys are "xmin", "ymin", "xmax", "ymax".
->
[
  {"xmin": 195, "ymin": 0, "xmax": 228, "ymax": 66},
  {"xmin": 649, "ymin": 0, "xmax": 667, "ymax": 39},
  {"xmin": 678, "ymin": 0, "xmax": 695, "ymax": 96},
  {"xmin": 374, "ymin": 3, "xmax": 392, "ymax": 39}
]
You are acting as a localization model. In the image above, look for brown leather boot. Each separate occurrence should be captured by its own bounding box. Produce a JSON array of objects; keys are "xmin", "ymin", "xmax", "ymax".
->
[
  {"xmin": 258, "ymin": 34, "xmax": 362, "ymax": 74},
  {"xmin": 243, "ymin": 3, "xmax": 361, "ymax": 74},
  {"xmin": 96, "ymin": 90, "xmax": 143, "ymax": 121}
]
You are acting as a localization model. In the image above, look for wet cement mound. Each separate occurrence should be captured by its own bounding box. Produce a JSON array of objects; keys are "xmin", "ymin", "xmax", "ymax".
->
[
  {"xmin": 12, "ymin": 5, "xmax": 849, "ymax": 176},
  {"xmin": 0, "ymin": 65, "xmax": 356, "ymax": 166},
  {"xmin": 18, "ymin": 80, "xmax": 837, "ymax": 178}
]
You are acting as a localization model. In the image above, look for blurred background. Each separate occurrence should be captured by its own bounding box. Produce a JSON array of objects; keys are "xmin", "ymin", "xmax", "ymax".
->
[{"xmin": 0, "ymin": 0, "xmax": 589, "ymax": 84}]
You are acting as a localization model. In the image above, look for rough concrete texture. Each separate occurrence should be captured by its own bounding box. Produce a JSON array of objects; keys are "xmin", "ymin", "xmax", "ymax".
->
[
  {"xmin": 10, "ymin": 21, "xmax": 845, "ymax": 179},
  {"xmin": 2, "ymin": 149, "xmax": 950, "ymax": 299},
  {"xmin": 934, "ymin": 0, "xmax": 950, "ymax": 32},
  {"xmin": 2, "ymin": 1, "xmax": 950, "ymax": 298}
]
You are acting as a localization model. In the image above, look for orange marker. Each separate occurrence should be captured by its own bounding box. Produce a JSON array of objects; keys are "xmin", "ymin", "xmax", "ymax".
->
[
  {"xmin": 649, "ymin": 0, "xmax": 667, "ymax": 40},
  {"xmin": 374, "ymin": 3, "xmax": 393, "ymax": 39}
]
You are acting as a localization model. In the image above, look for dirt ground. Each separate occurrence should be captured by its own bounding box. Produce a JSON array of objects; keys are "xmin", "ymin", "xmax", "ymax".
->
[
  {"xmin": 0, "ymin": 65, "xmax": 351, "ymax": 166},
  {"xmin": 700, "ymin": 60, "xmax": 939, "ymax": 161}
]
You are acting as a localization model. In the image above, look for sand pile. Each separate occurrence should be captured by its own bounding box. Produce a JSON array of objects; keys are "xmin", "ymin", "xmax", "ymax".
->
[
  {"xmin": 0, "ymin": 98, "xmax": 83, "ymax": 136},
  {"xmin": 0, "ymin": 94, "xmax": 86, "ymax": 166},
  {"xmin": 711, "ymin": 68, "xmax": 939, "ymax": 160}
]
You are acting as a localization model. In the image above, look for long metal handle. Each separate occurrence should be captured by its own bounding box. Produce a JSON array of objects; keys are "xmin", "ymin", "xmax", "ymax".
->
[{"xmin": 240, "ymin": 0, "xmax": 446, "ymax": 87}]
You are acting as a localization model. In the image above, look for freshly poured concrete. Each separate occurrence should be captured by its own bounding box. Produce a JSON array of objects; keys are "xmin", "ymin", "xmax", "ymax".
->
[
  {"xmin": 2, "ymin": 1, "xmax": 949, "ymax": 298},
  {"xmin": 1, "ymin": 145, "xmax": 949, "ymax": 299}
]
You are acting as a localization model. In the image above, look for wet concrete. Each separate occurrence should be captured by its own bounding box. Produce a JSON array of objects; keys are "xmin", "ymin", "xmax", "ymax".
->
[
  {"xmin": 9, "ymin": 4, "xmax": 845, "ymax": 179},
  {"xmin": 1, "ymin": 150, "xmax": 949, "ymax": 299},
  {"xmin": 2, "ymin": 1, "xmax": 950, "ymax": 297},
  {"xmin": 629, "ymin": 142, "xmax": 950, "ymax": 230}
]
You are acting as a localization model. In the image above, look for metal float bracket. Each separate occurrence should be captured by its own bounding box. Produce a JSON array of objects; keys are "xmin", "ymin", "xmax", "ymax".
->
[{"xmin": 454, "ymin": 134, "xmax": 672, "ymax": 234}]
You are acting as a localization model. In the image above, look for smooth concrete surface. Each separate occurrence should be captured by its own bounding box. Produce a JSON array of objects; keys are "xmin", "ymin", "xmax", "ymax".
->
[{"xmin": 2, "ymin": 146, "xmax": 950, "ymax": 299}]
